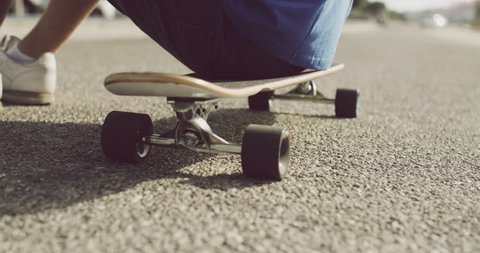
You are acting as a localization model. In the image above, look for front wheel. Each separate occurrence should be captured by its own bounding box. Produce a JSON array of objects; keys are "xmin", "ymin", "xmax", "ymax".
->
[
  {"xmin": 335, "ymin": 89, "xmax": 359, "ymax": 118},
  {"xmin": 241, "ymin": 124, "xmax": 290, "ymax": 181},
  {"xmin": 101, "ymin": 111, "xmax": 153, "ymax": 163}
]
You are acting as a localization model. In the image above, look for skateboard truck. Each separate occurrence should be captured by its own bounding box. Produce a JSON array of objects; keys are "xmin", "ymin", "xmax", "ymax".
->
[
  {"xmin": 274, "ymin": 81, "xmax": 330, "ymax": 102},
  {"xmin": 143, "ymin": 98, "xmax": 241, "ymax": 154},
  {"xmin": 101, "ymin": 98, "xmax": 290, "ymax": 181},
  {"xmin": 250, "ymin": 81, "xmax": 359, "ymax": 118}
]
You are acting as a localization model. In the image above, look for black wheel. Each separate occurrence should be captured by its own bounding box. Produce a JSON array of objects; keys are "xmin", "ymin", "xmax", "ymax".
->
[
  {"xmin": 241, "ymin": 124, "xmax": 290, "ymax": 181},
  {"xmin": 248, "ymin": 91, "xmax": 273, "ymax": 111},
  {"xmin": 101, "ymin": 111, "xmax": 153, "ymax": 163},
  {"xmin": 335, "ymin": 89, "xmax": 359, "ymax": 118}
]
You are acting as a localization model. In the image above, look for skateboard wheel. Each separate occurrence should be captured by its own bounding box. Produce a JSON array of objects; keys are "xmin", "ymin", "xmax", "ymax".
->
[
  {"xmin": 101, "ymin": 111, "xmax": 153, "ymax": 163},
  {"xmin": 335, "ymin": 89, "xmax": 359, "ymax": 118},
  {"xmin": 248, "ymin": 91, "xmax": 273, "ymax": 111},
  {"xmin": 241, "ymin": 124, "xmax": 290, "ymax": 181}
]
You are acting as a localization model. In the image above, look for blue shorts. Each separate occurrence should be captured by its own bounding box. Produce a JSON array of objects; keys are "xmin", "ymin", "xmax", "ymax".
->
[{"xmin": 107, "ymin": 0, "xmax": 304, "ymax": 79}]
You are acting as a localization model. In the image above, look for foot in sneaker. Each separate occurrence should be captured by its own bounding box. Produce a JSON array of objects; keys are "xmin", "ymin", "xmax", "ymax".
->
[{"xmin": 0, "ymin": 35, "xmax": 56, "ymax": 105}]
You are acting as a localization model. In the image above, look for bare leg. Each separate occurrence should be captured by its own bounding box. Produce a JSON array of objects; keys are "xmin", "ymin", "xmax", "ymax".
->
[
  {"xmin": 0, "ymin": 0, "xmax": 14, "ymax": 26},
  {"xmin": 18, "ymin": 0, "xmax": 100, "ymax": 59}
]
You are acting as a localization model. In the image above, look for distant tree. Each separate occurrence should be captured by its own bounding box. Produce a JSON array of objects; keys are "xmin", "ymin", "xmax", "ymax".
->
[
  {"xmin": 349, "ymin": 0, "xmax": 389, "ymax": 22},
  {"xmin": 352, "ymin": 0, "xmax": 368, "ymax": 9},
  {"xmin": 364, "ymin": 2, "xmax": 386, "ymax": 15},
  {"xmin": 477, "ymin": 0, "xmax": 480, "ymax": 15},
  {"xmin": 475, "ymin": 0, "xmax": 480, "ymax": 26},
  {"xmin": 349, "ymin": 0, "xmax": 370, "ymax": 20},
  {"xmin": 364, "ymin": 2, "xmax": 387, "ymax": 24},
  {"xmin": 389, "ymin": 11, "xmax": 408, "ymax": 21}
]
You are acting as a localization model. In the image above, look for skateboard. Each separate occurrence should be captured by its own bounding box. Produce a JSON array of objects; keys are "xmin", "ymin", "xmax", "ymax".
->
[{"xmin": 100, "ymin": 63, "xmax": 359, "ymax": 181}]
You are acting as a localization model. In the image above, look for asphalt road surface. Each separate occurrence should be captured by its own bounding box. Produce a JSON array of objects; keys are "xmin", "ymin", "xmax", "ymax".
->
[{"xmin": 1, "ymin": 23, "xmax": 479, "ymax": 253}]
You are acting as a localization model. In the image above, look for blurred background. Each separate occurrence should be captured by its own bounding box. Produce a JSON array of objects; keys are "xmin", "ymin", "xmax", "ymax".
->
[
  {"xmin": 9, "ymin": 0, "xmax": 117, "ymax": 19},
  {"xmin": 350, "ymin": 0, "xmax": 480, "ymax": 29},
  {"xmin": 7, "ymin": 0, "xmax": 480, "ymax": 30}
]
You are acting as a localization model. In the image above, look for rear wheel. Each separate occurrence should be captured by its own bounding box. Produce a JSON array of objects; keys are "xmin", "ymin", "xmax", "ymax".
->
[
  {"xmin": 101, "ymin": 111, "xmax": 153, "ymax": 163},
  {"xmin": 248, "ymin": 91, "xmax": 273, "ymax": 111}
]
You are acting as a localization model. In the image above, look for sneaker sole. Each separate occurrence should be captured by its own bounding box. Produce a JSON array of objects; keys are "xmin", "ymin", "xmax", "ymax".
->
[{"xmin": 2, "ymin": 90, "xmax": 54, "ymax": 105}]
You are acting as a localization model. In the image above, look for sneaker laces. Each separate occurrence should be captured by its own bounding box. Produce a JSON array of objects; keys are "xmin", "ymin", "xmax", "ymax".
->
[{"xmin": 0, "ymin": 35, "xmax": 21, "ymax": 51}]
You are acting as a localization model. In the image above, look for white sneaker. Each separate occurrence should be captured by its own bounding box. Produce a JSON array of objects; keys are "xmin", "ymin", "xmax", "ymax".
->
[{"xmin": 0, "ymin": 35, "xmax": 56, "ymax": 105}]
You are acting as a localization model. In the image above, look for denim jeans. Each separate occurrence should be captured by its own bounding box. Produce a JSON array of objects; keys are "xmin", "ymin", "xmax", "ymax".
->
[{"xmin": 107, "ymin": 0, "xmax": 308, "ymax": 79}]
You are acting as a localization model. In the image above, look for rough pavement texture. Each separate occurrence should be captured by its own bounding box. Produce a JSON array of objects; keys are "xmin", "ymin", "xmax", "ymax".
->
[{"xmin": 1, "ymin": 24, "xmax": 479, "ymax": 253}]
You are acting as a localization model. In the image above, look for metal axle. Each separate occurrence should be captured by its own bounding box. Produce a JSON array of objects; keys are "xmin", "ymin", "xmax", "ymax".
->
[
  {"xmin": 143, "ymin": 134, "xmax": 242, "ymax": 154},
  {"xmin": 272, "ymin": 80, "xmax": 335, "ymax": 103}
]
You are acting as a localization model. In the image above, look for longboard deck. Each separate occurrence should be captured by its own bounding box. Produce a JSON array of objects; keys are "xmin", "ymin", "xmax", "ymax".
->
[{"xmin": 104, "ymin": 63, "xmax": 344, "ymax": 98}]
